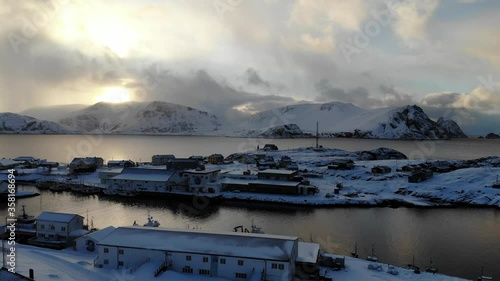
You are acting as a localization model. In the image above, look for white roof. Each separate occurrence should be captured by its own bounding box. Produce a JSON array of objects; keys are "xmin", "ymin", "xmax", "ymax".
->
[
  {"xmin": 69, "ymin": 229, "xmax": 89, "ymax": 237},
  {"xmin": 259, "ymin": 169, "xmax": 296, "ymax": 175},
  {"xmin": 77, "ymin": 226, "xmax": 116, "ymax": 242},
  {"xmin": 297, "ymin": 242, "xmax": 320, "ymax": 263},
  {"xmin": 98, "ymin": 226, "xmax": 297, "ymax": 261},
  {"xmin": 183, "ymin": 169, "xmax": 221, "ymax": 174},
  {"xmin": 251, "ymin": 180, "xmax": 300, "ymax": 187},
  {"xmin": 112, "ymin": 168, "xmax": 174, "ymax": 182},
  {"xmin": 36, "ymin": 212, "xmax": 83, "ymax": 223},
  {"xmin": 0, "ymin": 159, "xmax": 24, "ymax": 166}
]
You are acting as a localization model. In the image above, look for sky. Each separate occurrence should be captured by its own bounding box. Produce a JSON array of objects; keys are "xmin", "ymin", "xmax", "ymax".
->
[{"xmin": 0, "ymin": 0, "xmax": 499, "ymax": 132}]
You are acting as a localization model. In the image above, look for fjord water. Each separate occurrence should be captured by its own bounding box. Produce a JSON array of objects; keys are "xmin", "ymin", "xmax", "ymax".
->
[
  {"xmin": 0, "ymin": 134, "xmax": 499, "ymax": 163},
  {"xmin": 1, "ymin": 135, "xmax": 500, "ymax": 279},
  {"xmin": 4, "ymin": 187, "xmax": 500, "ymax": 280}
]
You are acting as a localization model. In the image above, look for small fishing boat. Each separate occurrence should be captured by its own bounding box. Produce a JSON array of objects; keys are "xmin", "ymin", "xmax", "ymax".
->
[
  {"xmin": 351, "ymin": 242, "xmax": 359, "ymax": 258},
  {"xmin": 366, "ymin": 245, "xmax": 378, "ymax": 262},
  {"xmin": 16, "ymin": 205, "xmax": 35, "ymax": 224},
  {"xmin": 135, "ymin": 211, "xmax": 160, "ymax": 227},
  {"xmin": 425, "ymin": 258, "xmax": 438, "ymax": 274},
  {"xmin": 478, "ymin": 266, "xmax": 493, "ymax": 280},
  {"xmin": 492, "ymin": 175, "xmax": 500, "ymax": 189}
]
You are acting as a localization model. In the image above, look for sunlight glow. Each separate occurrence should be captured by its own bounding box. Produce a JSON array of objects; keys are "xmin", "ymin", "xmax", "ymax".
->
[{"xmin": 95, "ymin": 88, "xmax": 131, "ymax": 103}]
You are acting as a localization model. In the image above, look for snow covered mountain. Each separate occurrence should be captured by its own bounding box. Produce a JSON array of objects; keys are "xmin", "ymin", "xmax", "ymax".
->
[
  {"xmin": 235, "ymin": 103, "xmax": 467, "ymax": 139},
  {"xmin": 0, "ymin": 113, "xmax": 74, "ymax": 134},
  {"xmin": 58, "ymin": 101, "xmax": 222, "ymax": 134}
]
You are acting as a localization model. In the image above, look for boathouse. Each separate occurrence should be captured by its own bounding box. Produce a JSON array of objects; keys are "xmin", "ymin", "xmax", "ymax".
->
[
  {"xmin": 95, "ymin": 226, "xmax": 310, "ymax": 281},
  {"xmin": 34, "ymin": 212, "xmax": 87, "ymax": 247},
  {"xmin": 151, "ymin": 154, "xmax": 175, "ymax": 166},
  {"xmin": 182, "ymin": 169, "xmax": 221, "ymax": 193},
  {"xmin": 107, "ymin": 168, "xmax": 182, "ymax": 193},
  {"xmin": 69, "ymin": 157, "xmax": 104, "ymax": 174}
]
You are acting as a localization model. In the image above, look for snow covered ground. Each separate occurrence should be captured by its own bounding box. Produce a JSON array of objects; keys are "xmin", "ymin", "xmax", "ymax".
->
[{"xmin": 6, "ymin": 244, "xmax": 469, "ymax": 281}]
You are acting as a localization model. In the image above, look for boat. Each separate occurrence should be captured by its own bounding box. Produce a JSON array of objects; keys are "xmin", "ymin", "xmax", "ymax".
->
[
  {"xmin": 49, "ymin": 183, "xmax": 71, "ymax": 192},
  {"xmin": 137, "ymin": 211, "xmax": 160, "ymax": 227},
  {"xmin": 71, "ymin": 184, "xmax": 102, "ymax": 195},
  {"xmin": 478, "ymin": 266, "xmax": 493, "ymax": 280},
  {"xmin": 425, "ymin": 258, "xmax": 438, "ymax": 274},
  {"xmin": 492, "ymin": 175, "xmax": 500, "ymax": 189},
  {"xmin": 234, "ymin": 220, "xmax": 265, "ymax": 234},
  {"xmin": 350, "ymin": 242, "xmax": 359, "ymax": 258},
  {"xmin": 16, "ymin": 205, "xmax": 35, "ymax": 224},
  {"xmin": 366, "ymin": 245, "xmax": 378, "ymax": 262}
]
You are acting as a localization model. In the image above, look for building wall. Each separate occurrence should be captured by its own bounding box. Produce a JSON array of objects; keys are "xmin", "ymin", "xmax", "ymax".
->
[
  {"xmin": 37, "ymin": 221, "xmax": 69, "ymax": 241},
  {"xmin": 96, "ymin": 246, "xmax": 295, "ymax": 281}
]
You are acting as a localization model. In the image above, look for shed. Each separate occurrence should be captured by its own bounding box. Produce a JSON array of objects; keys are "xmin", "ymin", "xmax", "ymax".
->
[{"xmin": 372, "ymin": 166, "xmax": 392, "ymax": 175}]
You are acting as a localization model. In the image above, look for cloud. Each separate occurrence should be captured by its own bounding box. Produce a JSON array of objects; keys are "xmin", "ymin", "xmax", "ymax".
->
[
  {"xmin": 422, "ymin": 87, "xmax": 500, "ymax": 112},
  {"xmin": 245, "ymin": 68, "xmax": 271, "ymax": 88},
  {"xmin": 390, "ymin": 0, "xmax": 440, "ymax": 47},
  {"xmin": 379, "ymin": 84, "xmax": 416, "ymax": 106},
  {"xmin": 314, "ymin": 78, "xmax": 382, "ymax": 107}
]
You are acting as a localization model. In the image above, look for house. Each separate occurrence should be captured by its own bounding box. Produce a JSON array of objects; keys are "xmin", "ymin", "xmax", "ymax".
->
[
  {"xmin": 257, "ymin": 169, "xmax": 298, "ymax": 181},
  {"xmin": 13, "ymin": 156, "xmax": 45, "ymax": 168},
  {"xmin": 371, "ymin": 166, "xmax": 392, "ymax": 175},
  {"xmin": 151, "ymin": 154, "xmax": 175, "ymax": 166},
  {"xmin": 107, "ymin": 160, "xmax": 135, "ymax": 168},
  {"xmin": 296, "ymin": 242, "xmax": 320, "ymax": 279},
  {"xmin": 0, "ymin": 159, "xmax": 24, "ymax": 170},
  {"xmin": 263, "ymin": 144, "xmax": 279, "ymax": 150},
  {"xmin": 95, "ymin": 226, "xmax": 310, "ymax": 281},
  {"xmin": 278, "ymin": 156, "xmax": 292, "ymax": 168},
  {"xmin": 408, "ymin": 170, "xmax": 434, "ymax": 183},
  {"xmin": 328, "ymin": 159, "xmax": 355, "ymax": 170},
  {"xmin": 35, "ymin": 212, "xmax": 87, "ymax": 245},
  {"xmin": 75, "ymin": 226, "xmax": 116, "ymax": 252},
  {"xmin": 182, "ymin": 169, "xmax": 221, "ymax": 193},
  {"xmin": 256, "ymin": 156, "xmax": 277, "ymax": 170},
  {"xmin": 69, "ymin": 157, "xmax": 104, "ymax": 174},
  {"xmin": 207, "ymin": 154, "xmax": 224, "ymax": 164},
  {"xmin": 166, "ymin": 158, "xmax": 204, "ymax": 171},
  {"xmin": 107, "ymin": 168, "xmax": 182, "ymax": 193},
  {"xmin": 39, "ymin": 161, "xmax": 59, "ymax": 168},
  {"xmin": 189, "ymin": 155, "xmax": 206, "ymax": 162}
]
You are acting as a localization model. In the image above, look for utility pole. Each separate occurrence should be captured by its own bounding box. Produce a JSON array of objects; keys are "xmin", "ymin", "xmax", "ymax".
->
[{"xmin": 315, "ymin": 122, "xmax": 319, "ymax": 148}]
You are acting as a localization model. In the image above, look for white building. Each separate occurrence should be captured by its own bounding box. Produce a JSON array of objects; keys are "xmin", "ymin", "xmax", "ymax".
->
[
  {"xmin": 36, "ymin": 212, "xmax": 86, "ymax": 243},
  {"xmin": 75, "ymin": 226, "xmax": 116, "ymax": 252},
  {"xmin": 182, "ymin": 169, "xmax": 221, "ymax": 193},
  {"xmin": 95, "ymin": 226, "xmax": 301, "ymax": 281},
  {"xmin": 105, "ymin": 168, "xmax": 183, "ymax": 193}
]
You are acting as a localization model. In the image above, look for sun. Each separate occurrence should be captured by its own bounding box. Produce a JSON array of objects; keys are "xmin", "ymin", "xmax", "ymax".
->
[{"xmin": 95, "ymin": 87, "xmax": 131, "ymax": 103}]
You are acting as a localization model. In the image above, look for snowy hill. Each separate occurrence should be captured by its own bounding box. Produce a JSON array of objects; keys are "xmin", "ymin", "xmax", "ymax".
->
[
  {"xmin": 58, "ymin": 101, "xmax": 222, "ymax": 134},
  {"xmin": 235, "ymin": 103, "xmax": 467, "ymax": 139},
  {"xmin": 0, "ymin": 113, "xmax": 74, "ymax": 134}
]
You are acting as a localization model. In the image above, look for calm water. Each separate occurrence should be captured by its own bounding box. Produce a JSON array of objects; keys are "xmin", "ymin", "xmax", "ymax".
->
[
  {"xmin": 1, "ymin": 135, "xmax": 500, "ymax": 280},
  {"xmin": 2, "ymin": 186, "xmax": 499, "ymax": 280},
  {"xmin": 0, "ymin": 135, "xmax": 499, "ymax": 163}
]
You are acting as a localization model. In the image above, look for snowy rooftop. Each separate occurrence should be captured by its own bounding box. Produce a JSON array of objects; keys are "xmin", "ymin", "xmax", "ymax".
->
[
  {"xmin": 258, "ymin": 169, "xmax": 297, "ymax": 175},
  {"xmin": 0, "ymin": 159, "xmax": 24, "ymax": 166},
  {"xmin": 37, "ymin": 212, "xmax": 83, "ymax": 223},
  {"xmin": 297, "ymin": 242, "xmax": 320, "ymax": 263},
  {"xmin": 220, "ymin": 178, "xmax": 300, "ymax": 187},
  {"xmin": 77, "ymin": 226, "xmax": 116, "ymax": 242},
  {"xmin": 183, "ymin": 169, "xmax": 221, "ymax": 174},
  {"xmin": 112, "ymin": 168, "xmax": 174, "ymax": 182},
  {"xmin": 98, "ymin": 226, "xmax": 298, "ymax": 261}
]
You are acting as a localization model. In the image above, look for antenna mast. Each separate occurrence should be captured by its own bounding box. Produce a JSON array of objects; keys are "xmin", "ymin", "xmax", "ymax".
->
[{"xmin": 315, "ymin": 121, "xmax": 319, "ymax": 148}]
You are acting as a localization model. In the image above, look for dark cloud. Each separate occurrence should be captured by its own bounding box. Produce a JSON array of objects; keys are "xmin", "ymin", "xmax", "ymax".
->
[
  {"xmin": 245, "ymin": 68, "xmax": 271, "ymax": 88},
  {"xmin": 314, "ymin": 78, "xmax": 382, "ymax": 108},
  {"xmin": 379, "ymin": 84, "xmax": 416, "ymax": 106},
  {"xmin": 421, "ymin": 92, "xmax": 461, "ymax": 107}
]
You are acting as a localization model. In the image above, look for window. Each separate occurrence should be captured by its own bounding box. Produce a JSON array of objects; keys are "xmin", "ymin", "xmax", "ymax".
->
[
  {"xmin": 186, "ymin": 255, "xmax": 191, "ymax": 261},
  {"xmin": 203, "ymin": 257, "xmax": 208, "ymax": 263},
  {"xmin": 61, "ymin": 226, "xmax": 66, "ymax": 231},
  {"xmin": 40, "ymin": 224, "xmax": 45, "ymax": 230},
  {"xmin": 235, "ymin": 273, "xmax": 247, "ymax": 279},
  {"xmin": 238, "ymin": 260, "xmax": 244, "ymax": 266},
  {"xmin": 220, "ymin": 258, "xmax": 226, "ymax": 264},
  {"xmin": 272, "ymin": 263, "xmax": 277, "ymax": 269},
  {"xmin": 118, "ymin": 261, "xmax": 124, "ymax": 266},
  {"xmin": 182, "ymin": 267, "xmax": 193, "ymax": 274},
  {"xmin": 103, "ymin": 259, "xmax": 109, "ymax": 265},
  {"xmin": 119, "ymin": 249, "xmax": 124, "ymax": 255},
  {"xmin": 199, "ymin": 269, "xmax": 210, "ymax": 275},
  {"xmin": 104, "ymin": 248, "xmax": 109, "ymax": 253},
  {"xmin": 39, "ymin": 234, "xmax": 45, "ymax": 238},
  {"xmin": 278, "ymin": 264, "xmax": 284, "ymax": 270},
  {"xmin": 50, "ymin": 225, "xmax": 55, "ymax": 230}
]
